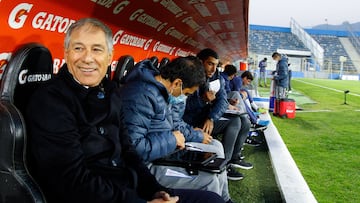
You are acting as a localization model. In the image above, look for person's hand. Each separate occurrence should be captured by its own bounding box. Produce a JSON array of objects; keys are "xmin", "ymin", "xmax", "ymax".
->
[
  {"xmin": 202, "ymin": 119, "xmax": 214, "ymax": 135},
  {"xmin": 228, "ymin": 104, "xmax": 239, "ymax": 110},
  {"xmin": 202, "ymin": 132, "xmax": 213, "ymax": 144},
  {"xmin": 203, "ymin": 90, "xmax": 216, "ymax": 102},
  {"xmin": 228, "ymin": 98, "xmax": 239, "ymax": 106},
  {"xmin": 172, "ymin": 131, "xmax": 185, "ymax": 149},
  {"xmin": 240, "ymin": 91, "xmax": 247, "ymax": 99},
  {"xmin": 148, "ymin": 191, "xmax": 179, "ymax": 203},
  {"xmin": 193, "ymin": 127, "xmax": 212, "ymax": 144}
]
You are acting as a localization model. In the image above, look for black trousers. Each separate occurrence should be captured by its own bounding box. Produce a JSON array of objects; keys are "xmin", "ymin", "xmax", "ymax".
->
[{"xmin": 173, "ymin": 188, "xmax": 225, "ymax": 203}]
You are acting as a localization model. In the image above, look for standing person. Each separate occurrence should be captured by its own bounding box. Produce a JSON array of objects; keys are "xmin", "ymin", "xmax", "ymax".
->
[
  {"xmin": 272, "ymin": 52, "xmax": 289, "ymax": 116},
  {"xmin": 183, "ymin": 48, "xmax": 253, "ymax": 181},
  {"xmin": 288, "ymin": 64, "xmax": 292, "ymax": 93},
  {"xmin": 25, "ymin": 18, "xmax": 224, "ymax": 203},
  {"xmin": 271, "ymin": 52, "xmax": 289, "ymax": 99},
  {"xmin": 258, "ymin": 57, "xmax": 267, "ymax": 87}
]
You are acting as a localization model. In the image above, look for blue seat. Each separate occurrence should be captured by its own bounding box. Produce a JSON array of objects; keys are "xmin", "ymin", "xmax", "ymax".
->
[{"xmin": 0, "ymin": 43, "xmax": 53, "ymax": 203}]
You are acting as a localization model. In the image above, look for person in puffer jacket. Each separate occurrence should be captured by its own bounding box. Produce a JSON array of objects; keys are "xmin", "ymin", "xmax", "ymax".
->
[
  {"xmin": 272, "ymin": 52, "xmax": 289, "ymax": 99},
  {"xmin": 183, "ymin": 48, "xmax": 253, "ymax": 181},
  {"xmin": 113, "ymin": 56, "xmax": 232, "ymax": 202}
]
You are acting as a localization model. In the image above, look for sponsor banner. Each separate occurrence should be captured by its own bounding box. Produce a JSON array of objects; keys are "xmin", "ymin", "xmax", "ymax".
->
[{"xmin": 0, "ymin": 0, "xmax": 248, "ymax": 80}]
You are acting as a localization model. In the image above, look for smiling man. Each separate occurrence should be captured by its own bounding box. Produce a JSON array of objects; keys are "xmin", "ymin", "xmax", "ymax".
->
[{"xmin": 63, "ymin": 20, "xmax": 113, "ymax": 87}]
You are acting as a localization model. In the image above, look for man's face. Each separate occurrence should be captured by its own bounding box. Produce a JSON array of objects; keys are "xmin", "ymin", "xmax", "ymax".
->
[
  {"xmin": 242, "ymin": 76, "xmax": 252, "ymax": 86},
  {"xmin": 64, "ymin": 23, "xmax": 113, "ymax": 87},
  {"xmin": 229, "ymin": 74, "xmax": 236, "ymax": 81},
  {"xmin": 171, "ymin": 80, "xmax": 198, "ymax": 97},
  {"xmin": 202, "ymin": 56, "xmax": 219, "ymax": 78},
  {"xmin": 272, "ymin": 55, "xmax": 280, "ymax": 62}
]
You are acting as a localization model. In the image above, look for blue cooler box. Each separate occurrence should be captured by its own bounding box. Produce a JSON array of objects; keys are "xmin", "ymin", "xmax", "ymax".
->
[{"xmin": 269, "ymin": 96, "xmax": 275, "ymax": 112}]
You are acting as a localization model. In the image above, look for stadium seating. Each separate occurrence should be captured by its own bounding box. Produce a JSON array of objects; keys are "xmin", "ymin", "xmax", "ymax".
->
[
  {"xmin": 249, "ymin": 30, "xmax": 309, "ymax": 55},
  {"xmin": 159, "ymin": 57, "xmax": 170, "ymax": 70},
  {"xmin": 112, "ymin": 55, "xmax": 134, "ymax": 85},
  {"xmin": 0, "ymin": 43, "xmax": 53, "ymax": 203},
  {"xmin": 149, "ymin": 56, "xmax": 159, "ymax": 69},
  {"xmin": 249, "ymin": 26, "xmax": 357, "ymax": 73},
  {"xmin": 311, "ymin": 35, "xmax": 356, "ymax": 72}
]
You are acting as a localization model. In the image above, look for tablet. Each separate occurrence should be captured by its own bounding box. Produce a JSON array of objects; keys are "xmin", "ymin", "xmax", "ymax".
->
[{"xmin": 153, "ymin": 149, "xmax": 217, "ymax": 167}]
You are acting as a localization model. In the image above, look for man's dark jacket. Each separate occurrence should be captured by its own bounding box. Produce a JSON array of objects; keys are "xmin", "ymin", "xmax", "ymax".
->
[
  {"xmin": 183, "ymin": 70, "xmax": 228, "ymax": 128},
  {"xmin": 113, "ymin": 60, "xmax": 178, "ymax": 163},
  {"xmin": 113, "ymin": 60, "xmax": 204, "ymax": 163},
  {"xmin": 26, "ymin": 65, "xmax": 166, "ymax": 203},
  {"xmin": 274, "ymin": 55, "xmax": 289, "ymax": 88}
]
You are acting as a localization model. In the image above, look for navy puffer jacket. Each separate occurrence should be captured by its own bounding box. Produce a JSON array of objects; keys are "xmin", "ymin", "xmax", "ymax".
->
[
  {"xmin": 171, "ymin": 99, "xmax": 204, "ymax": 143},
  {"xmin": 183, "ymin": 70, "xmax": 228, "ymax": 128},
  {"xmin": 113, "ymin": 60, "xmax": 176, "ymax": 163},
  {"xmin": 274, "ymin": 55, "xmax": 289, "ymax": 88}
]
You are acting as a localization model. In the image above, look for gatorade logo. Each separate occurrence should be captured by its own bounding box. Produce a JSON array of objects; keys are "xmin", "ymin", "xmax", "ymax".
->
[
  {"xmin": 18, "ymin": 69, "xmax": 52, "ymax": 85},
  {"xmin": 0, "ymin": 53, "xmax": 12, "ymax": 80},
  {"xmin": 8, "ymin": 3, "xmax": 33, "ymax": 29}
]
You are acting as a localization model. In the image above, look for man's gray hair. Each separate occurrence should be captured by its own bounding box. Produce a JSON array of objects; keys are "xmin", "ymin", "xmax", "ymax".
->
[{"xmin": 64, "ymin": 18, "xmax": 113, "ymax": 53}]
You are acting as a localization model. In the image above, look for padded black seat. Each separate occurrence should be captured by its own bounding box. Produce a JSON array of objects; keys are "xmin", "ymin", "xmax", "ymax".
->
[
  {"xmin": 159, "ymin": 57, "xmax": 170, "ymax": 70},
  {"xmin": 113, "ymin": 55, "xmax": 134, "ymax": 85},
  {"xmin": 149, "ymin": 56, "xmax": 159, "ymax": 69},
  {"xmin": 0, "ymin": 43, "xmax": 53, "ymax": 203}
]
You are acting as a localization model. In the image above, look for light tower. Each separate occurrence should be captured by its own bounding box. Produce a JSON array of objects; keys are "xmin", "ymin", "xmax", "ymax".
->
[{"xmin": 339, "ymin": 56, "xmax": 347, "ymax": 79}]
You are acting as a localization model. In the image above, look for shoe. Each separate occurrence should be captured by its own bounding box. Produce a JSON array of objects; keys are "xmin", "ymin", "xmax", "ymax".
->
[
  {"xmin": 253, "ymin": 111, "xmax": 261, "ymax": 116},
  {"xmin": 227, "ymin": 165, "xmax": 244, "ymax": 180},
  {"xmin": 239, "ymin": 153, "xmax": 245, "ymax": 160},
  {"xmin": 257, "ymin": 120, "xmax": 270, "ymax": 126},
  {"xmin": 250, "ymin": 124, "xmax": 267, "ymax": 131},
  {"xmin": 226, "ymin": 199, "xmax": 236, "ymax": 203},
  {"xmin": 230, "ymin": 159, "xmax": 253, "ymax": 170},
  {"xmin": 244, "ymin": 137, "xmax": 262, "ymax": 147},
  {"xmin": 248, "ymin": 131, "xmax": 259, "ymax": 137},
  {"xmin": 258, "ymin": 108, "xmax": 268, "ymax": 114}
]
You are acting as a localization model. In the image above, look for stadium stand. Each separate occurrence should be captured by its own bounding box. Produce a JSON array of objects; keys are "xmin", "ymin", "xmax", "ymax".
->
[
  {"xmin": 311, "ymin": 34, "xmax": 356, "ymax": 72},
  {"xmin": 249, "ymin": 25, "xmax": 359, "ymax": 74},
  {"xmin": 249, "ymin": 26, "xmax": 309, "ymax": 55}
]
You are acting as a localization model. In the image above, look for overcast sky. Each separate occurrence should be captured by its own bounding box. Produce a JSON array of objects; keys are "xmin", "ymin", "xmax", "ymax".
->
[{"xmin": 249, "ymin": 0, "xmax": 359, "ymax": 28}]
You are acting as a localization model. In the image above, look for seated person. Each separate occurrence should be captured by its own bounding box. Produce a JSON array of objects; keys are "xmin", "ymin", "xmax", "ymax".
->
[
  {"xmin": 220, "ymin": 64, "xmax": 237, "ymax": 93},
  {"xmin": 113, "ymin": 56, "xmax": 232, "ymax": 203},
  {"xmin": 183, "ymin": 49, "xmax": 253, "ymax": 182},
  {"xmin": 227, "ymin": 91, "xmax": 263, "ymax": 147},
  {"xmin": 230, "ymin": 71, "xmax": 269, "ymax": 128},
  {"xmin": 220, "ymin": 64, "xmax": 258, "ymax": 152},
  {"xmin": 25, "ymin": 18, "xmax": 224, "ymax": 203}
]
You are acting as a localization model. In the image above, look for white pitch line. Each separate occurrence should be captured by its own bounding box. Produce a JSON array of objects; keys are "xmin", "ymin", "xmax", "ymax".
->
[
  {"xmin": 296, "ymin": 110, "xmax": 331, "ymax": 113},
  {"xmin": 294, "ymin": 79, "xmax": 360, "ymax": 97}
]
